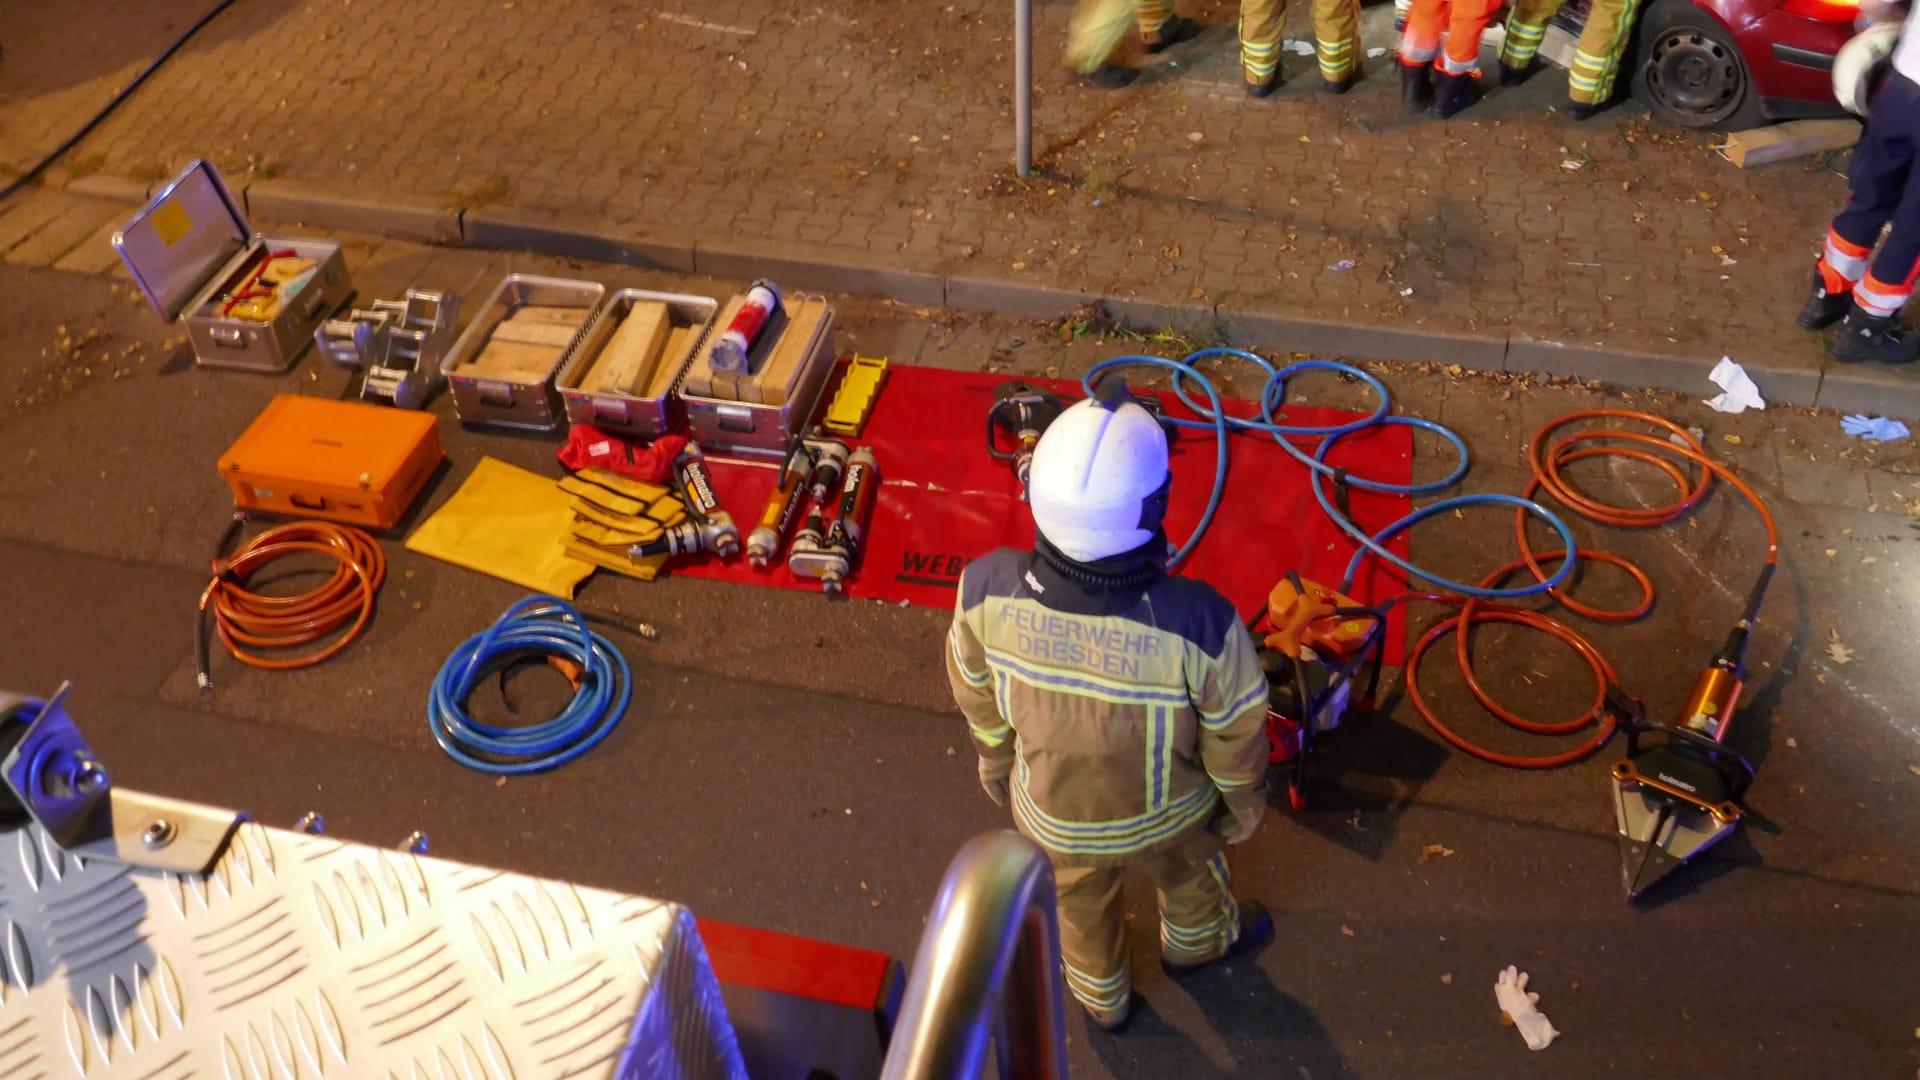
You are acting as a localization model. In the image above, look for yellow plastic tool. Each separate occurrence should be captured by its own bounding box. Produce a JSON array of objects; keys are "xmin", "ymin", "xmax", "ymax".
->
[{"xmin": 822, "ymin": 353, "xmax": 889, "ymax": 436}]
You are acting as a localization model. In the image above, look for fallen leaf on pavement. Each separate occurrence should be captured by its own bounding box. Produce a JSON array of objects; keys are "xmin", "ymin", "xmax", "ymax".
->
[
  {"xmin": 1907, "ymin": 764, "xmax": 1920, "ymax": 777},
  {"xmin": 1417, "ymin": 843, "xmax": 1456, "ymax": 864},
  {"xmin": 1723, "ymin": 434, "xmax": 1742, "ymax": 445},
  {"xmin": 1825, "ymin": 549, "xmax": 1838, "ymax": 558},
  {"xmin": 1826, "ymin": 629, "xmax": 1854, "ymax": 665},
  {"xmin": 1441, "ymin": 973, "xmax": 1454, "ymax": 984},
  {"xmin": 1341, "ymin": 925, "xmax": 1356, "ymax": 937}
]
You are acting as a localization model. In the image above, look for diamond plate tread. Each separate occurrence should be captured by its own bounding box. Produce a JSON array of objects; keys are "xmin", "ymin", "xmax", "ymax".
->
[{"xmin": 0, "ymin": 822, "xmax": 748, "ymax": 1080}]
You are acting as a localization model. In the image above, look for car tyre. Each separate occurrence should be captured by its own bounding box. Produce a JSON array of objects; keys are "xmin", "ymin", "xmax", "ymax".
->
[{"xmin": 1629, "ymin": 0, "xmax": 1768, "ymax": 130}]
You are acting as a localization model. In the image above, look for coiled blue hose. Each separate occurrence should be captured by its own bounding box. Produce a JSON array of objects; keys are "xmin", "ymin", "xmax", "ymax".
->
[
  {"xmin": 429, "ymin": 596, "xmax": 632, "ymax": 775},
  {"xmin": 1083, "ymin": 349, "xmax": 1580, "ymax": 600}
]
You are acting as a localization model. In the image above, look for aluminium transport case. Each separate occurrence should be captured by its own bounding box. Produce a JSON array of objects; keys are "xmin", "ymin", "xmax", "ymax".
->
[
  {"xmin": 440, "ymin": 274, "xmax": 604, "ymax": 431},
  {"xmin": 559, "ymin": 287, "xmax": 717, "ymax": 438},
  {"xmin": 115, "ymin": 159, "xmax": 354, "ymax": 372},
  {"xmin": 680, "ymin": 293, "xmax": 836, "ymax": 458}
]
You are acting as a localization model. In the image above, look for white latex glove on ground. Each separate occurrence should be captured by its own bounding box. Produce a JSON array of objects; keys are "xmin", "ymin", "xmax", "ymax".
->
[{"xmin": 1494, "ymin": 966, "xmax": 1560, "ymax": 1051}]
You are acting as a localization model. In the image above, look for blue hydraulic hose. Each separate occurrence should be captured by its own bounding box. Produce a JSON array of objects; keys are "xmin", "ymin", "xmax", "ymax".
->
[
  {"xmin": 1083, "ymin": 350, "xmax": 1580, "ymax": 601},
  {"xmin": 429, "ymin": 596, "xmax": 632, "ymax": 775}
]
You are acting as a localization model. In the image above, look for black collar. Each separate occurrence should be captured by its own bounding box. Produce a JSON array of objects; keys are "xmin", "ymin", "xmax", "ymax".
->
[{"xmin": 1030, "ymin": 534, "xmax": 1167, "ymax": 594}]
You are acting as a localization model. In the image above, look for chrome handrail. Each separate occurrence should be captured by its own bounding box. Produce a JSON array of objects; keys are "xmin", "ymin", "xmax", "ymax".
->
[{"xmin": 879, "ymin": 830, "xmax": 1070, "ymax": 1080}]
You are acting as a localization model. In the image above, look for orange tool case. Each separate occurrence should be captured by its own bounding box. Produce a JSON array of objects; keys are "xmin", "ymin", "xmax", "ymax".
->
[{"xmin": 218, "ymin": 394, "xmax": 443, "ymax": 529}]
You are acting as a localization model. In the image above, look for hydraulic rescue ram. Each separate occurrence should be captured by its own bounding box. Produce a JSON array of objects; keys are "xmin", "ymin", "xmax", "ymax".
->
[{"xmin": 629, "ymin": 449, "xmax": 741, "ymax": 560}]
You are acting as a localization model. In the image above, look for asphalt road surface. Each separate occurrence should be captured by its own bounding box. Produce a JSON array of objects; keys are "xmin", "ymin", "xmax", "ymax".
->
[{"xmin": 2, "ymin": 236, "xmax": 1917, "ymax": 1078}]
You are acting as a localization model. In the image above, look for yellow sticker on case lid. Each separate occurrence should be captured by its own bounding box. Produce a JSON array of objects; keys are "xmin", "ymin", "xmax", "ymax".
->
[{"xmin": 151, "ymin": 199, "xmax": 192, "ymax": 248}]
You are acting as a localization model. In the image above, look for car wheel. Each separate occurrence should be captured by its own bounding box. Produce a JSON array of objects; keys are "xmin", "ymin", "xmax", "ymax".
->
[{"xmin": 1629, "ymin": 0, "xmax": 1767, "ymax": 130}]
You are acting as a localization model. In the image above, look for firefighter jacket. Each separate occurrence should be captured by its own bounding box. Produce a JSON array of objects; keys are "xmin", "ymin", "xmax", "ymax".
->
[{"xmin": 946, "ymin": 537, "xmax": 1270, "ymax": 868}]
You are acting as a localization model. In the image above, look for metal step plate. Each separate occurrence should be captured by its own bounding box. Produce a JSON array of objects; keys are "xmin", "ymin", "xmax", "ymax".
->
[{"xmin": 0, "ymin": 821, "xmax": 748, "ymax": 1080}]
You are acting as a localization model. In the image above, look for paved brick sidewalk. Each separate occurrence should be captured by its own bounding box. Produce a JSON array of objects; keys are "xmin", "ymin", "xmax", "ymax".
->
[{"xmin": 3, "ymin": 0, "xmax": 1913, "ymax": 412}]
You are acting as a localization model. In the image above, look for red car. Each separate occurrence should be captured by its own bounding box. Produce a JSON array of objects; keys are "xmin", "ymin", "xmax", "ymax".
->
[{"xmin": 1556, "ymin": 0, "xmax": 1859, "ymax": 128}]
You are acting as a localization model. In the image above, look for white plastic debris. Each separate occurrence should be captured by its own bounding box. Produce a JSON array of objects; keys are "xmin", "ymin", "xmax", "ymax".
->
[
  {"xmin": 1704, "ymin": 357, "xmax": 1766, "ymax": 414},
  {"xmin": 1494, "ymin": 966, "xmax": 1560, "ymax": 1051},
  {"xmin": 1367, "ymin": 46, "xmax": 1388, "ymax": 58},
  {"xmin": 1284, "ymin": 38, "xmax": 1317, "ymax": 55}
]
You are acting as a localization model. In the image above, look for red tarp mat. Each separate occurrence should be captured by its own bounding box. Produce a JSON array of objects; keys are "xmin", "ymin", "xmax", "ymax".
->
[{"xmin": 678, "ymin": 365, "xmax": 1413, "ymax": 653}]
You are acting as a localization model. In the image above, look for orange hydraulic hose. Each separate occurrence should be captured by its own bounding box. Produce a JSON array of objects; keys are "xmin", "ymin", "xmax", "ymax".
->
[
  {"xmin": 196, "ymin": 521, "xmax": 385, "ymax": 682},
  {"xmin": 1404, "ymin": 410, "xmax": 1779, "ymax": 768}
]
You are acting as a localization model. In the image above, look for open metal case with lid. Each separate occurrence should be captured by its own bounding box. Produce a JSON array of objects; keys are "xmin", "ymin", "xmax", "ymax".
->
[{"xmin": 114, "ymin": 159, "xmax": 354, "ymax": 372}]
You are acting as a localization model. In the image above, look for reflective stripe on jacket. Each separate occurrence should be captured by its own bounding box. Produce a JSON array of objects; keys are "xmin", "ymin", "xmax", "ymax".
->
[{"xmin": 946, "ymin": 544, "xmax": 1270, "ymax": 868}]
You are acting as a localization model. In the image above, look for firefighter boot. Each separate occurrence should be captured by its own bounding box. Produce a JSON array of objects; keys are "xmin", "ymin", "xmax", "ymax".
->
[
  {"xmin": 1144, "ymin": 15, "xmax": 1201, "ymax": 53},
  {"xmin": 1430, "ymin": 70, "xmax": 1482, "ymax": 118},
  {"xmin": 1087, "ymin": 63, "xmax": 1140, "ymax": 89},
  {"xmin": 1162, "ymin": 901, "xmax": 1276, "ymax": 977},
  {"xmin": 1829, "ymin": 308, "xmax": 1920, "ymax": 365},
  {"xmin": 1498, "ymin": 61, "xmax": 1531, "ymax": 86},
  {"xmin": 1798, "ymin": 263, "xmax": 1852, "ymax": 331},
  {"xmin": 1401, "ymin": 61, "xmax": 1433, "ymax": 114}
]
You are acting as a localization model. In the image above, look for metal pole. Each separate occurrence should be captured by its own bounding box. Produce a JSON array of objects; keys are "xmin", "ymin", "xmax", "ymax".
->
[
  {"xmin": 879, "ymin": 831, "xmax": 1068, "ymax": 1080},
  {"xmin": 1015, "ymin": 0, "xmax": 1033, "ymax": 177}
]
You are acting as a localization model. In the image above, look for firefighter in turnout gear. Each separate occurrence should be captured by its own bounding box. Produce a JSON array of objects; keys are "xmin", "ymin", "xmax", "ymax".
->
[
  {"xmin": 1238, "ymin": 0, "xmax": 1363, "ymax": 97},
  {"xmin": 1497, "ymin": 0, "xmax": 1635, "ymax": 118},
  {"xmin": 1066, "ymin": 0, "xmax": 1202, "ymax": 88},
  {"xmin": 1398, "ymin": 0, "xmax": 1501, "ymax": 117},
  {"xmin": 945, "ymin": 384, "xmax": 1275, "ymax": 1032},
  {"xmin": 1801, "ymin": 2, "xmax": 1920, "ymax": 365}
]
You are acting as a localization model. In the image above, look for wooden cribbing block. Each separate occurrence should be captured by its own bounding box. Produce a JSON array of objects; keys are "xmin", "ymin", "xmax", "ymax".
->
[
  {"xmin": 581, "ymin": 301, "xmax": 671, "ymax": 394},
  {"xmin": 740, "ymin": 299, "xmax": 826, "ymax": 406}
]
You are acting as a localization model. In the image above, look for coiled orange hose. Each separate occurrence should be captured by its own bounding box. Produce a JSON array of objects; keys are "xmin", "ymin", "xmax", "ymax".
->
[
  {"xmin": 196, "ymin": 520, "xmax": 385, "ymax": 684},
  {"xmin": 1404, "ymin": 410, "xmax": 1779, "ymax": 768}
]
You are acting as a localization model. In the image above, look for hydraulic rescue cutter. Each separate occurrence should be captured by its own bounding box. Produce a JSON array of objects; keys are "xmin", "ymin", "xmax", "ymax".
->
[
  {"xmin": 986, "ymin": 381, "xmax": 1066, "ymax": 501},
  {"xmin": 1607, "ymin": 603, "xmax": 1766, "ymax": 901},
  {"xmin": 1253, "ymin": 573, "xmax": 1388, "ymax": 811}
]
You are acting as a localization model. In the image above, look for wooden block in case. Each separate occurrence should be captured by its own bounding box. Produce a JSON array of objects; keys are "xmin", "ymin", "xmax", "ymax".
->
[
  {"xmin": 582, "ymin": 301, "xmax": 670, "ymax": 393},
  {"xmin": 741, "ymin": 299, "xmax": 826, "ymax": 406},
  {"xmin": 218, "ymin": 394, "xmax": 443, "ymax": 529}
]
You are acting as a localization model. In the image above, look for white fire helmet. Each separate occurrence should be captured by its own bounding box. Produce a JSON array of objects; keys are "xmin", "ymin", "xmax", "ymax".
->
[
  {"xmin": 1028, "ymin": 394, "xmax": 1171, "ymax": 563},
  {"xmin": 1834, "ymin": 22, "xmax": 1898, "ymax": 117}
]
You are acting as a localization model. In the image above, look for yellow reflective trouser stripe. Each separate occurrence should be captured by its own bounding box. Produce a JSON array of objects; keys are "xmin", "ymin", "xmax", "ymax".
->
[
  {"xmin": 1160, "ymin": 915, "xmax": 1223, "ymax": 959},
  {"xmin": 1501, "ymin": 22, "xmax": 1546, "ymax": 64},
  {"xmin": 1208, "ymin": 854, "xmax": 1242, "ymax": 947},
  {"xmin": 1136, "ymin": 0, "xmax": 1173, "ymax": 37},
  {"xmin": 1318, "ymin": 37, "xmax": 1356, "ymax": 78},
  {"xmin": 1568, "ymin": 0, "xmax": 1644, "ymax": 102},
  {"xmin": 1064, "ymin": 960, "xmax": 1130, "ymax": 1011}
]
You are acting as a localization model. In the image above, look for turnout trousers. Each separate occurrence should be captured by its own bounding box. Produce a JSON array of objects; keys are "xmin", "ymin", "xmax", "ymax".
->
[
  {"xmin": 1239, "ymin": 0, "xmax": 1362, "ymax": 85},
  {"xmin": 1051, "ymin": 843, "xmax": 1242, "ymax": 1024},
  {"xmin": 1818, "ymin": 72, "xmax": 1920, "ymax": 318},
  {"xmin": 1068, "ymin": 0, "xmax": 1180, "ymax": 73},
  {"xmin": 1500, "ymin": 0, "xmax": 1642, "ymax": 104}
]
